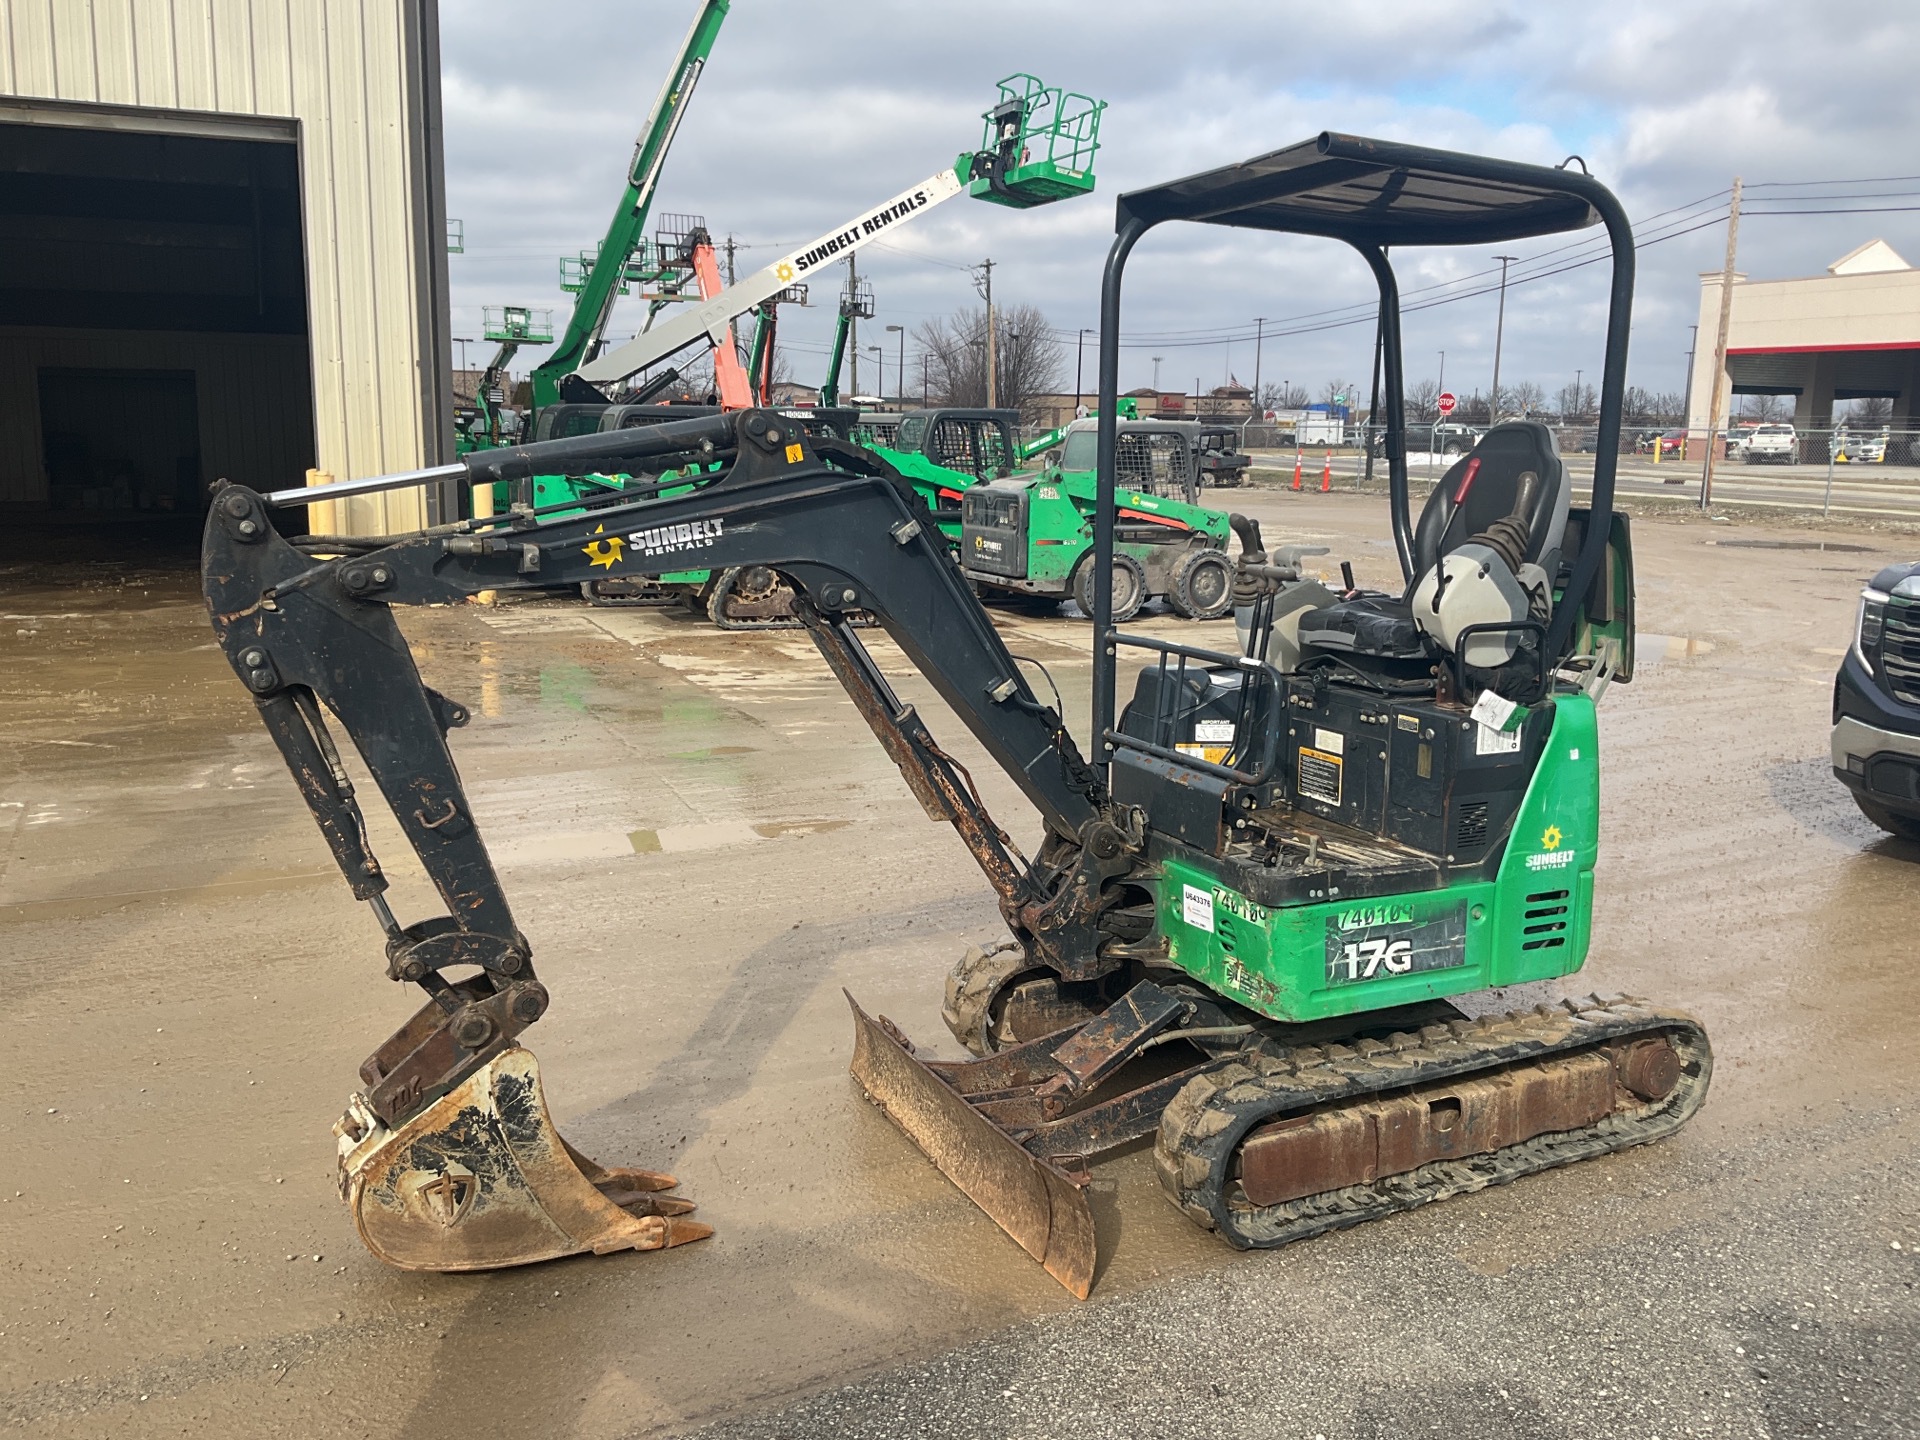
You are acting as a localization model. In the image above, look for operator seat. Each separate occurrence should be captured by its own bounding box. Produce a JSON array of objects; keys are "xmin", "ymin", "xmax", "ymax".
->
[{"xmin": 1296, "ymin": 421, "xmax": 1571, "ymax": 667}]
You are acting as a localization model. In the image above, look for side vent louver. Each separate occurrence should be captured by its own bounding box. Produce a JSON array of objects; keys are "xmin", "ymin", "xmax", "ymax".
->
[
  {"xmin": 1453, "ymin": 801, "xmax": 1489, "ymax": 853},
  {"xmin": 1521, "ymin": 889, "xmax": 1569, "ymax": 950}
]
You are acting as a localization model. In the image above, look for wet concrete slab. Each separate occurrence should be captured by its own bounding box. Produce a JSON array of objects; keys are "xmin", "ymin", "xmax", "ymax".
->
[{"xmin": 2, "ymin": 496, "xmax": 1917, "ymax": 1438}]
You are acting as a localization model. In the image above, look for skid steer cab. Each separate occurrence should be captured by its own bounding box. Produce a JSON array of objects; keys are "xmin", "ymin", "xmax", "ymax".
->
[
  {"xmin": 200, "ymin": 134, "xmax": 1703, "ymax": 1303},
  {"xmin": 962, "ymin": 416, "xmax": 1237, "ymax": 621}
]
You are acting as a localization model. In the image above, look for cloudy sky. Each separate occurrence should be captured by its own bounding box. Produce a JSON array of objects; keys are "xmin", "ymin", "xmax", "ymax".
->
[{"xmin": 438, "ymin": 0, "xmax": 1920, "ymax": 406}]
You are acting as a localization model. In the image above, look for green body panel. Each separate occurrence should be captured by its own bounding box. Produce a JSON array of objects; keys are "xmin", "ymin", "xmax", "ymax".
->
[{"xmin": 1156, "ymin": 694, "xmax": 1600, "ymax": 1023}]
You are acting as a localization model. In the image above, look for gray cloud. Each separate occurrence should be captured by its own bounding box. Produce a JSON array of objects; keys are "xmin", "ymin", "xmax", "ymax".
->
[{"xmin": 440, "ymin": 0, "xmax": 1920, "ymax": 402}]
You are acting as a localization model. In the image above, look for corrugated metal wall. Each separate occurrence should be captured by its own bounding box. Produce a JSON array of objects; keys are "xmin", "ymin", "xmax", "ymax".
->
[
  {"xmin": 0, "ymin": 326, "xmax": 312, "ymax": 496},
  {"xmin": 0, "ymin": 0, "xmax": 452, "ymax": 533}
]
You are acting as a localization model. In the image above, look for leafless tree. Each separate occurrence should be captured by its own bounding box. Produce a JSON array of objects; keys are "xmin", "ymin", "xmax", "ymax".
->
[
  {"xmin": 1322, "ymin": 378, "xmax": 1353, "ymax": 411},
  {"xmin": 912, "ymin": 303, "xmax": 1064, "ymax": 418},
  {"xmin": 1258, "ymin": 381, "xmax": 1308, "ymax": 412},
  {"xmin": 1555, "ymin": 380, "xmax": 1596, "ymax": 420},
  {"xmin": 1507, "ymin": 380, "xmax": 1545, "ymax": 418},
  {"xmin": 1735, "ymin": 392, "xmax": 1787, "ymax": 422},
  {"xmin": 1405, "ymin": 378, "xmax": 1439, "ymax": 422}
]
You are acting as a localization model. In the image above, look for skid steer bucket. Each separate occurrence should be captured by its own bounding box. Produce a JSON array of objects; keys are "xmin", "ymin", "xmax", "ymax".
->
[
  {"xmin": 846, "ymin": 993, "xmax": 1097, "ymax": 1298},
  {"xmin": 335, "ymin": 1045, "xmax": 712, "ymax": 1272}
]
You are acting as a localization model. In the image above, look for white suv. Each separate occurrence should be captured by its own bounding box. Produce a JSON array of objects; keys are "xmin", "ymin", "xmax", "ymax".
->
[{"xmin": 1741, "ymin": 423, "xmax": 1797, "ymax": 464}]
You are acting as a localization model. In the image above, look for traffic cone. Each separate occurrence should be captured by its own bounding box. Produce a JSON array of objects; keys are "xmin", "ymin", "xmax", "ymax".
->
[
  {"xmin": 1320, "ymin": 450, "xmax": 1332, "ymax": 492},
  {"xmin": 1291, "ymin": 447, "xmax": 1302, "ymax": 491}
]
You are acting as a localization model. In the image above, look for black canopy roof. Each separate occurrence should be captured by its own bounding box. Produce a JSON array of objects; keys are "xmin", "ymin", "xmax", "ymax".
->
[{"xmin": 1115, "ymin": 132, "xmax": 1605, "ymax": 247}]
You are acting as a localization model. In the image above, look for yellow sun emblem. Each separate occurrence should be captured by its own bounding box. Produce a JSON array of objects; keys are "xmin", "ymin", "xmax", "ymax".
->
[
  {"xmin": 1541, "ymin": 825, "xmax": 1564, "ymax": 851},
  {"xmin": 775, "ymin": 261, "xmax": 795, "ymax": 282},
  {"xmin": 582, "ymin": 524, "xmax": 624, "ymax": 570}
]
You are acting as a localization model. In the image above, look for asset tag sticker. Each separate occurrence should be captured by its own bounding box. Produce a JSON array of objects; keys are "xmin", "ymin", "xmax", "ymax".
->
[
  {"xmin": 1298, "ymin": 747, "xmax": 1343, "ymax": 805},
  {"xmin": 1324, "ymin": 900, "xmax": 1467, "ymax": 986},
  {"xmin": 1313, "ymin": 727, "xmax": 1345, "ymax": 755},
  {"xmin": 1193, "ymin": 719, "xmax": 1236, "ymax": 744},
  {"xmin": 1182, "ymin": 884, "xmax": 1215, "ymax": 932}
]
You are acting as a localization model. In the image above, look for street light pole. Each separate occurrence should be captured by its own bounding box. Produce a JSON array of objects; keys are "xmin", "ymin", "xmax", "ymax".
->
[
  {"xmin": 1152, "ymin": 355, "xmax": 1163, "ymax": 391},
  {"xmin": 1251, "ymin": 316, "xmax": 1266, "ymax": 421},
  {"xmin": 886, "ymin": 325, "xmax": 904, "ymax": 405},
  {"xmin": 1489, "ymin": 255, "xmax": 1517, "ymax": 424},
  {"xmin": 1075, "ymin": 327, "xmax": 1093, "ymax": 414},
  {"xmin": 1574, "ymin": 368, "xmax": 1583, "ymax": 420},
  {"xmin": 867, "ymin": 345, "xmax": 884, "ymax": 402},
  {"xmin": 1437, "ymin": 350, "xmax": 1445, "ymax": 397}
]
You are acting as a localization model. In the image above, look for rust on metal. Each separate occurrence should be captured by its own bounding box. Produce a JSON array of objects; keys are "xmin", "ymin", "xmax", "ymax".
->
[
  {"xmin": 1615, "ymin": 1037, "xmax": 1682, "ymax": 1101},
  {"xmin": 845, "ymin": 992, "xmax": 1097, "ymax": 1299},
  {"xmin": 1237, "ymin": 1046, "xmax": 1631, "ymax": 1208},
  {"xmin": 337, "ymin": 1045, "xmax": 711, "ymax": 1272}
]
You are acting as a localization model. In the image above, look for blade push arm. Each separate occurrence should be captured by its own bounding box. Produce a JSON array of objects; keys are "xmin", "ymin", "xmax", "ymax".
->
[{"xmin": 208, "ymin": 412, "xmax": 1141, "ymax": 1127}]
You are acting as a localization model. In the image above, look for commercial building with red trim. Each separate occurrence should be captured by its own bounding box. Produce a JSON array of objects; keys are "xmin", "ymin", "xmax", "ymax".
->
[{"xmin": 1687, "ymin": 239, "xmax": 1920, "ymax": 434}]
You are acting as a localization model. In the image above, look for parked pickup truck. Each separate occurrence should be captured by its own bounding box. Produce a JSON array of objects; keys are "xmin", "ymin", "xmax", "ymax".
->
[
  {"xmin": 1833, "ymin": 559, "xmax": 1920, "ymax": 841},
  {"xmin": 1739, "ymin": 423, "xmax": 1798, "ymax": 463}
]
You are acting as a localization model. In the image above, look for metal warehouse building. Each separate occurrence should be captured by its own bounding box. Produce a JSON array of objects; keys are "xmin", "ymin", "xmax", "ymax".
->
[
  {"xmin": 0, "ymin": 1, "xmax": 453, "ymax": 538},
  {"xmin": 1687, "ymin": 239, "xmax": 1920, "ymax": 435}
]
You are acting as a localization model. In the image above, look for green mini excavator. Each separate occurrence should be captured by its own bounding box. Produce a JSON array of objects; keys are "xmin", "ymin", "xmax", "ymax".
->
[{"xmin": 201, "ymin": 133, "xmax": 1707, "ymax": 1299}]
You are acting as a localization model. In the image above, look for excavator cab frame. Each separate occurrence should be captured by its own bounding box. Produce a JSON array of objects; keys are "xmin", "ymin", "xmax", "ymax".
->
[{"xmin": 1088, "ymin": 131, "xmax": 1636, "ymax": 743}]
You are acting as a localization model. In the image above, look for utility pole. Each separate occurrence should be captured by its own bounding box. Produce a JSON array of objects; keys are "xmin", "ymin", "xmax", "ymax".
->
[
  {"xmin": 1251, "ymin": 317, "xmax": 1266, "ymax": 419},
  {"xmin": 847, "ymin": 252, "xmax": 860, "ymax": 399},
  {"xmin": 1489, "ymin": 255, "xmax": 1517, "ymax": 423},
  {"xmin": 1699, "ymin": 178, "xmax": 1743, "ymax": 510},
  {"xmin": 725, "ymin": 235, "xmax": 740, "ymax": 362},
  {"xmin": 887, "ymin": 325, "xmax": 904, "ymax": 406},
  {"xmin": 974, "ymin": 257, "xmax": 997, "ymax": 408},
  {"xmin": 1574, "ymin": 368, "xmax": 1583, "ymax": 419},
  {"xmin": 921, "ymin": 352, "xmax": 929, "ymax": 408},
  {"xmin": 1152, "ymin": 355, "xmax": 1163, "ymax": 391},
  {"xmin": 1075, "ymin": 327, "xmax": 1093, "ymax": 414},
  {"xmin": 1437, "ymin": 350, "xmax": 1445, "ymax": 398},
  {"xmin": 1681, "ymin": 324, "xmax": 1699, "ymax": 429}
]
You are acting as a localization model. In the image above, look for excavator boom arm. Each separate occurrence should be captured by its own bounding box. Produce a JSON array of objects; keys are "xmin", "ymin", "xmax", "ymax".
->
[{"xmin": 204, "ymin": 411, "xmax": 1131, "ymax": 1137}]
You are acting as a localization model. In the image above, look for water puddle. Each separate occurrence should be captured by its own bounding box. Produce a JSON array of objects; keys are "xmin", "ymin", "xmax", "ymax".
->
[{"xmin": 1636, "ymin": 633, "xmax": 1717, "ymax": 666}]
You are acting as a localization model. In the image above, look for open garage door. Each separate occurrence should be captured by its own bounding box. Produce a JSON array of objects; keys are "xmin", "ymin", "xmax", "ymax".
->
[{"xmin": 0, "ymin": 109, "xmax": 317, "ymax": 549}]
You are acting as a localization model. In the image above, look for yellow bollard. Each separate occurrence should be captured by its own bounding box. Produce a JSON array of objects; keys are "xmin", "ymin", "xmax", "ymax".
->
[
  {"xmin": 471, "ymin": 478, "xmax": 497, "ymax": 606},
  {"xmin": 305, "ymin": 468, "xmax": 336, "ymax": 536}
]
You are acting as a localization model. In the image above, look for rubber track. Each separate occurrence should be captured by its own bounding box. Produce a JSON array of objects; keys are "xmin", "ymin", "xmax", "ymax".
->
[{"xmin": 1154, "ymin": 994, "xmax": 1712, "ymax": 1249}]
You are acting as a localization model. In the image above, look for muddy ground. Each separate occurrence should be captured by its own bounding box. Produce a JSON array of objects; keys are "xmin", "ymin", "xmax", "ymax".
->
[{"xmin": 2, "ymin": 492, "xmax": 1916, "ymax": 1438}]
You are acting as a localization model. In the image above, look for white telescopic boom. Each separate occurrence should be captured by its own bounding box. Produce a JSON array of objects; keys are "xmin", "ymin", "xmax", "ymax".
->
[{"xmin": 577, "ymin": 167, "xmax": 966, "ymax": 387}]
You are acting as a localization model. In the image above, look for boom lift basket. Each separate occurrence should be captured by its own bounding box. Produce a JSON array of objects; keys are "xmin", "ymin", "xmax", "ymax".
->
[{"xmin": 964, "ymin": 74, "xmax": 1105, "ymax": 209}]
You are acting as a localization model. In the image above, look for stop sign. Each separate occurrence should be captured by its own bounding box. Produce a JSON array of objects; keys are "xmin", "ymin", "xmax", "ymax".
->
[{"xmin": 1437, "ymin": 391, "xmax": 1457, "ymax": 416}]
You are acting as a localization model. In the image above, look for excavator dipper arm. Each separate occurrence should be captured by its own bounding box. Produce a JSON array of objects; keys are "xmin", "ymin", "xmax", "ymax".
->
[{"xmin": 202, "ymin": 411, "xmax": 1145, "ymax": 1274}]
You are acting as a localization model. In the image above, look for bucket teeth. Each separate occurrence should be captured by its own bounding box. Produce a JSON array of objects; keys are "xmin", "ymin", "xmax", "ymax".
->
[{"xmin": 337, "ymin": 1045, "xmax": 712, "ymax": 1272}]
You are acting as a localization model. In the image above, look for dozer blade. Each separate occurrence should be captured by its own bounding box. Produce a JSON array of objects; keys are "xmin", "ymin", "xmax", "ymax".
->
[
  {"xmin": 336, "ymin": 1045, "xmax": 712, "ymax": 1272},
  {"xmin": 846, "ymin": 992, "xmax": 1096, "ymax": 1299}
]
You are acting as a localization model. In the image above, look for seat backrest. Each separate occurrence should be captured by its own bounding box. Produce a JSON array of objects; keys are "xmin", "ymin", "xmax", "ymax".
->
[{"xmin": 1411, "ymin": 420, "xmax": 1570, "ymax": 582}]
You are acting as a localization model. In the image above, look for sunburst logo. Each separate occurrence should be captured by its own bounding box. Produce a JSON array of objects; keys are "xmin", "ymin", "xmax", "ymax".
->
[
  {"xmin": 1541, "ymin": 825, "xmax": 1563, "ymax": 851},
  {"xmin": 775, "ymin": 261, "xmax": 795, "ymax": 282},
  {"xmin": 582, "ymin": 524, "xmax": 624, "ymax": 570}
]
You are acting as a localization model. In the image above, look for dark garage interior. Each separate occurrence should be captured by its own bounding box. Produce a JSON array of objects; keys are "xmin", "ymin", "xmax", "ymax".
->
[{"xmin": 0, "ymin": 115, "xmax": 317, "ymax": 543}]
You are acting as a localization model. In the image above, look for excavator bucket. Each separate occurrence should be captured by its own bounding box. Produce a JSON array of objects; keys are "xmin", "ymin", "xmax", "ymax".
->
[
  {"xmin": 335, "ymin": 1046, "xmax": 712, "ymax": 1272},
  {"xmin": 846, "ymin": 993, "xmax": 1097, "ymax": 1299}
]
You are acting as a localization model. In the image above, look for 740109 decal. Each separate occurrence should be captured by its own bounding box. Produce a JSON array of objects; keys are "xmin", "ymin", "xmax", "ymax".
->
[{"xmin": 1324, "ymin": 900, "xmax": 1467, "ymax": 986}]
